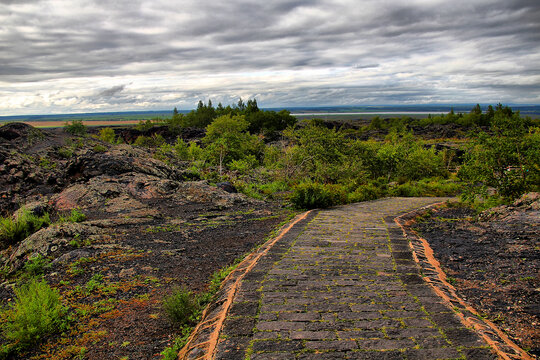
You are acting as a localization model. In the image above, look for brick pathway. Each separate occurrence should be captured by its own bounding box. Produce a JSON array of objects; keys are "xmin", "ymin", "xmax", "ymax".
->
[{"xmin": 185, "ymin": 198, "xmax": 499, "ymax": 359}]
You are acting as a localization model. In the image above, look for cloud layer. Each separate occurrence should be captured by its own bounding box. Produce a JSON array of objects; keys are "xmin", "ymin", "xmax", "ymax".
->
[{"xmin": 1, "ymin": 0, "xmax": 539, "ymax": 114}]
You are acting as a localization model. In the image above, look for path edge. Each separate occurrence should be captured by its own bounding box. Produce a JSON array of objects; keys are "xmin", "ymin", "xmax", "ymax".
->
[
  {"xmin": 177, "ymin": 210, "xmax": 316, "ymax": 360},
  {"xmin": 395, "ymin": 202, "xmax": 533, "ymax": 360}
]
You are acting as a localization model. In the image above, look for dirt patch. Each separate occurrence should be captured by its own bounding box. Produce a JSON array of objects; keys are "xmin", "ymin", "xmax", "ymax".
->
[{"xmin": 414, "ymin": 195, "xmax": 540, "ymax": 358}]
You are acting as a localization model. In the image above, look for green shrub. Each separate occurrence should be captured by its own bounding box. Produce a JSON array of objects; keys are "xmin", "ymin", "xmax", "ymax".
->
[
  {"xmin": 0, "ymin": 208, "xmax": 51, "ymax": 246},
  {"xmin": 97, "ymin": 128, "xmax": 116, "ymax": 143},
  {"xmin": 57, "ymin": 147, "xmax": 74, "ymax": 159},
  {"xmin": 348, "ymin": 183, "xmax": 386, "ymax": 203},
  {"xmin": 228, "ymin": 155, "xmax": 259, "ymax": 174},
  {"xmin": 290, "ymin": 182, "xmax": 342, "ymax": 209},
  {"xmin": 23, "ymin": 254, "xmax": 51, "ymax": 277},
  {"xmin": 1, "ymin": 278, "xmax": 67, "ymax": 352},
  {"xmin": 173, "ymin": 137, "xmax": 189, "ymax": 160},
  {"xmin": 59, "ymin": 208, "xmax": 86, "ymax": 223},
  {"xmin": 162, "ymin": 287, "xmax": 200, "ymax": 327},
  {"xmin": 134, "ymin": 134, "xmax": 166, "ymax": 147},
  {"xmin": 64, "ymin": 120, "xmax": 86, "ymax": 136},
  {"xmin": 92, "ymin": 144, "xmax": 107, "ymax": 153}
]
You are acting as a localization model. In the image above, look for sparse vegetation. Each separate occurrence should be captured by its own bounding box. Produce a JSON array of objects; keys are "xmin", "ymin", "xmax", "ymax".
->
[
  {"xmin": 0, "ymin": 278, "xmax": 68, "ymax": 356},
  {"xmin": 59, "ymin": 208, "xmax": 86, "ymax": 223},
  {"xmin": 0, "ymin": 208, "xmax": 51, "ymax": 247}
]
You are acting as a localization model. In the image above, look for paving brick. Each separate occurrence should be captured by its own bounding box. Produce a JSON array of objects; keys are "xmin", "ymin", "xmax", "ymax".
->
[
  {"xmin": 209, "ymin": 199, "xmax": 495, "ymax": 360},
  {"xmin": 404, "ymin": 347, "xmax": 461, "ymax": 359},
  {"xmin": 256, "ymin": 321, "xmax": 305, "ymax": 331},
  {"xmin": 358, "ymin": 338, "xmax": 416, "ymax": 350},
  {"xmin": 251, "ymin": 339, "xmax": 304, "ymax": 353},
  {"xmin": 290, "ymin": 330, "xmax": 336, "ymax": 340},
  {"xmin": 305, "ymin": 340, "xmax": 358, "ymax": 351}
]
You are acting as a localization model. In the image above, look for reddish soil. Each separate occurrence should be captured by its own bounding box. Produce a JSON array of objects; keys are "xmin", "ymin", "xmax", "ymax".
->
[{"xmin": 414, "ymin": 203, "xmax": 540, "ymax": 358}]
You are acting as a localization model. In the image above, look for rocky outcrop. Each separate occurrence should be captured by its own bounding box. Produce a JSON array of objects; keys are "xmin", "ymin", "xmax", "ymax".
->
[
  {"xmin": 7, "ymin": 222, "xmax": 104, "ymax": 271},
  {"xmin": 65, "ymin": 145, "xmax": 185, "ymax": 182},
  {"xmin": 478, "ymin": 192, "xmax": 540, "ymax": 223}
]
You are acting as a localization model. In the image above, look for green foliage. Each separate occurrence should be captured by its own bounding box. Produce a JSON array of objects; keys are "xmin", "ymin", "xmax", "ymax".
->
[
  {"xmin": 162, "ymin": 287, "xmax": 200, "ymax": 328},
  {"xmin": 1, "ymin": 278, "xmax": 68, "ymax": 354},
  {"xmin": 134, "ymin": 134, "xmax": 166, "ymax": 147},
  {"xmin": 64, "ymin": 120, "xmax": 87, "ymax": 136},
  {"xmin": 92, "ymin": 144, "xmax": 107, "ymax": 153},
  {"xmin": 59, "ymin": 208, "xmax": 86, "ymax": 223},
  {"xmin": 203, "ymin": 114, "xmax": 262, "ymax": 174},
  {"xmin": 97, "ymin": 128, "xmax": 116, "ymax": 143},
  {"xmin": 228, "ymin": 155, "xmax": 259, "ymax": 174},
  {"xmin": 173, "ymin": 137, "xmax": 189, "ymax": 160},
  {"xmin": 0, "ymin": 208, "xmax": 51, "ymax": 247},
  {"xmin": 459, "ymin": 109, "xmax": 540, "ymax": 200},
  {"xmin": 22, "ymin": 254, "xmax": 51, "ymax": 277},
  {"xmin": 290, "ymin": 182, "xmax": 344, "ymax": 209},
  {"xmin": 347, "ymin": 183, "xmax": 385, "ymax": 203},
  {"xmin": 57, "ymin": 147, "xmax": 74, "ymax": 159},
  {"xmin": 39, "ymin": 156, "xmax": 56, "ymax": 170}
]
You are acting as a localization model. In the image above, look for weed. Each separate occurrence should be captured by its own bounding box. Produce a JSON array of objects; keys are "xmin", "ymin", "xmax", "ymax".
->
[
  {"xmin": 1, "ymin": 278, "xmax": 68, "ymax": 354},
  {"xmin": 39, "ymin": 156, "xmax": 57, "ymax": 170},
  {"xmin": 162, "ymin": 287, "xmax": 200, "ymax": 327},
  {"xmin": 85, "ymin": 273, "xmax": 104, "ymax": 293},
  {"xmin": 69, "ymin": 233, "xmax": 91, "ymax": 248},
  {"xmin": 0, "ymin": 208, "xmax": 51, "ymax": 246},
  {"xmin": 93, "ymin": 144, "xmax": 108, "ymax": 153},
  {"xmin": 59, "ymin": 208, "xmax": 87, "ymax": 223},
  {"xmin": 22, "ymin": 254, "xmax": 51, "ymax": 277},
  {"xmin": 68, "ymin": 257, "xmax": 96, "ymax": 276},
  {"xmin": 57, "ymin": 147, "xmax": 74, "ymax": 159}
]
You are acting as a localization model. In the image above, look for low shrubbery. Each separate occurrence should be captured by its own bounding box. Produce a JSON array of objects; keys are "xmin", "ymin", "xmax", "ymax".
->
[
  {"xmin": 64, "ymin": 120, "xmax": 87, "ymax": 136},
  {"xmin": 0, "ymin": 208, "xmax": 51, "ymax": 247},
  {"xmin": 58, "ymin": 208, "xmax": 86, "ymax": 223},
  {"xmin": 162, "ymin": 287, "xmax": 200, "ymax": 328},
  {"xmin": 290, "ymin": 182, "xmax": 344, "ymax": 209},
  {"xmin": 0, "ymin": 278, "xmax": 68, "ymax": 356}
]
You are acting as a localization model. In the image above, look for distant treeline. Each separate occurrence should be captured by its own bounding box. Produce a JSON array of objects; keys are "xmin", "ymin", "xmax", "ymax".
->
[
  {"xmin": 368, "ymin": 103, "xmax": 539, "ymax": 130},
  {"xmin": 141, "ymin": 99, "xmax": 297, "ymax": 140}
]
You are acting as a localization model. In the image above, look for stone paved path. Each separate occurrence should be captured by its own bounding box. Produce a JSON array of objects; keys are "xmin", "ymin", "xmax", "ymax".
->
[{"xmin": 195, "ymin": 198, "xmax": 499, "ymax": 359}]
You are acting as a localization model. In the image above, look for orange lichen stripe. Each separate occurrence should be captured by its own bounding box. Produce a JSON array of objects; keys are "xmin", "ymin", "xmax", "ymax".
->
[
  {"xmin": 396, "ymin": 205, "xmax": 533, "ymax": 360},
  {"xmin": 178, "ymin": 210, "xmax": 312, "ymax": 360}
]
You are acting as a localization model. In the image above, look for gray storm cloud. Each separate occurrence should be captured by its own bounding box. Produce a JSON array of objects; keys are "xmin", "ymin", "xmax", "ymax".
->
[{"xmin": 0, "ymin": 0, "xmax": 539, "ymax": 114}]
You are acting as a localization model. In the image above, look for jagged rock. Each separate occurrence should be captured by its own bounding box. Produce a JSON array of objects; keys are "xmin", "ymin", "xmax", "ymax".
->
[
  {"xmin": 478, "ymin": 192, "xmax": 540, "ymax": 223},
  {"xmin": 0, "ymin": 122, "xmax": 37, "ymax": 141},
  {"xmin": 65, "ymin": 145, "xmax": 185, "ymax": 182},
  {"xmin": 52, "ymin": 249, "xmax": 92, "ymax": 265}
]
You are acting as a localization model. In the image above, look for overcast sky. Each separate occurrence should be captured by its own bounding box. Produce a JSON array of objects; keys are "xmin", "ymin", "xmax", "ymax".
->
[{"xmin": 1, "ymin": 0, "xmax": 539, "ymax": 115}]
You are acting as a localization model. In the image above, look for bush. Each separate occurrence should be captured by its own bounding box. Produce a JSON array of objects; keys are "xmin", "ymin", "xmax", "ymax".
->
[
  {"xmin": 23, "ymin": 254, "xmax": 51, "ymax": 277},
  {"xmin": 97, "ymin": 128, "xmax": 116, "ymax": 143},
  {"xmin": 0, "ymin": 208, "xmax": 51, "ymax": 247},
  {"xmin": 162, "ymin": 287, "xmax": 200, "ymax": 327},
  {"xmin": 290, "ymin": 182, "xmax": 342, "ymax": 209},
  {"xmin": 57, "ymin": 147, "xmax": 74, "ymax": 159},
  {"xmin": 92, "ymin": 144, "xmax": 107, "ymax": 153},
  {"xmin": 59, "ymin": 208, "xmax": 86, "ymax": 223},
  {"xmin": 134, "ymin": 134, "xmax": 166, "ymax": 147},
  {"xmin": 348, "ymin": 183, "xmax": 386, "ymax": 203},
  {"xmin": 64, "ymin": 120, "xmax": 86, "ymax": 136},
  {"xmin": 1, "ymin": 278, "xmax": 67, "ymax": 352}
]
